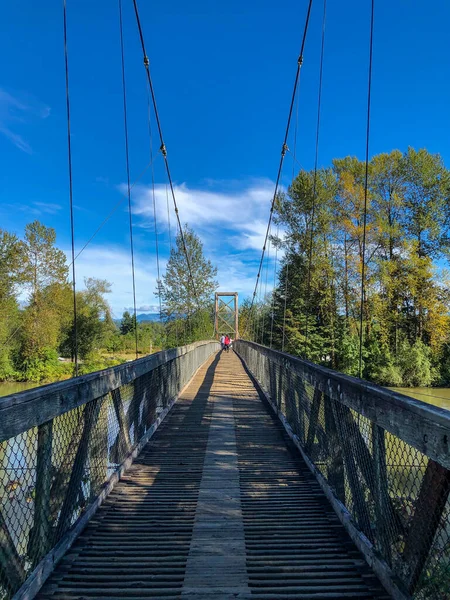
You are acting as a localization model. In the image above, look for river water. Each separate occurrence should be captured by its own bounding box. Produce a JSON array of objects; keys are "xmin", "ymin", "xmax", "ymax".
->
[
  {"xmin": 0, "ymin": 381, "xmax": 38, "ymax": 397},
  {"xmin": 391, "ymin": 387, "xmax": 450, "ymax": 411}
]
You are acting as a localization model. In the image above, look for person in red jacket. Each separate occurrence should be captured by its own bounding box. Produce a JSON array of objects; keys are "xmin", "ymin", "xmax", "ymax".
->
[{"xmin": 224, "ymin": 334, "xmax": 231, "ymax": 352}]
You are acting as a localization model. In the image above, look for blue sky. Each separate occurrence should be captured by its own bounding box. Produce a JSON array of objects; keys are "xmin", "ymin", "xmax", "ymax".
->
[{"xmin": 1, "ymin": 0, "xmax": 449, "ymax": 316}]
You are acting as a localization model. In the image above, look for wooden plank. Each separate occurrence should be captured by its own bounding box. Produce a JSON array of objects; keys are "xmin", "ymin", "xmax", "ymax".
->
[
  {"xmin": 0, "ymin": 341, "xmax": 220, "ymax": 442},
  {"xmin": 234, "ymin": 340, "xmax": 450, "ymax": 470},
  {"xmin": 402, "ymin": 458, "xmax": 450, "ymax": 593}
]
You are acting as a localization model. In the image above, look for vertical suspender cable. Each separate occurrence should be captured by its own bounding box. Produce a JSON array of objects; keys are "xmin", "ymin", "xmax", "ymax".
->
[
  {"xmin": 147, "ymin": 90, "xmax": 163, "ymax": 324},
  {"xmin": 119, "ymin": 0, "xmax": 139, "ymax": 359},
  {"xmin": 282, "ymin": 261, "xmax": 289, "ymax": 352},
  {"xmin": 269, "ymin": 226, "xmax": 279, "ymax": 348},
  {"xmin": 249, "ymin": 0, "xmax": 314, "ymax": 327},
  {"xmin": 131, "ymin": 0, "xmax": 199, "ymax": 306},
  {"xmin": 261, "ymin": 236, "xmax": 271, "ymax": 344},
  {"xmin": 63, "ymin": 0, "xmax": 78, "ymax": 376},
  {"xmin": 304, "ymin": 0, "xmax": 327, "ymax": 358},
  {"xmin": 166, "ymin": 184, "xmax": 172, "ymax": 252},
  {"xmin": 358, "ymin": 0, "xmax": 375, "ymax": 378}
]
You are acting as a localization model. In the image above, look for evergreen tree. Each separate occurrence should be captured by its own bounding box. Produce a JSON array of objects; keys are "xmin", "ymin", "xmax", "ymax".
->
[
  {"xmin": 120, "ymin": 310, "xmax": 136, "ymax": 336},
  {"xmin": 19, "ymin": 221, "xmax": 68, "ymax": 378},
  {"xmin": 159, "ymin": 225, "xmax": 218, "ymax": 321}
]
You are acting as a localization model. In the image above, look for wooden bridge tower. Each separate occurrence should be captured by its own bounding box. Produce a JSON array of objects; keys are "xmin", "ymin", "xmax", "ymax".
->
[{"xmin": 214, "ymin": 292, "xmax": 239, "ymax": 340}]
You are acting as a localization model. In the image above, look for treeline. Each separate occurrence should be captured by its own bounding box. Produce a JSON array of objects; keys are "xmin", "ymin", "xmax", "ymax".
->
[
  {"xmin": 0, "ymin": 221, "xmax": 165, "ymax": 382},
  {"xmin": 247, "ymin": 148, "xmax": 450, "ymax": 387},
  {"xmin": 0, "ymin": 221, "xmax": 218, "ymax": 383}
]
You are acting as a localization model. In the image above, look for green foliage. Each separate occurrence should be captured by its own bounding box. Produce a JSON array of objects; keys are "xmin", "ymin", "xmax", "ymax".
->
[
  {"xmin": 396, "ymin": 338, "xmax": 435, "ymax": 387},
  {"xmin": 159, "ymin": 225, "xmax": 218, "ymax": 318},
  {"xmin": 335, "ymin": 325, "xmax": 361, "ymax": 378},
  {"xmin": 259, "ymin": 147, "xmax": 450, "ymax": 388},
  {"xmin": 120, "ymin": 311, "xmax": 136, "ymax": 335},
  {"xmin": 20, "ymin": 347, "xmax": 62, "ymax": 383}
]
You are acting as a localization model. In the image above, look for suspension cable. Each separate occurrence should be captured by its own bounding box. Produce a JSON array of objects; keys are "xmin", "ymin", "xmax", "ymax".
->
[
  {"xmin": 358, "ymin": 0, "xmax": 375, "ymax": 378},
  {"xmin": 260, "ymin": 234, "xmax": 271, "ymax": 344},
  {"xmin": 119, "ymin": 0, "xmax": 139, "ymax": 359},
  {"xmin": 165, "ymin": 184, "xmax": 172, "ymax": 252},
  {"xmin": 147, "ymin": 86, "xmax": 163, "ymax": 323},
  {"xmin": 304, "ymin": 0, "xmax": 327, "ymax": 358},
  {"xmin": 63, "ymin": 0, "xmax": 78, "ymax": 376},
  {"xmin": 269, "ymin": 226, "xmax": 280, "ymax": 348},
  {"xmin": 131, "ymin": 0, "xmax": 199, "ymax": 306},
  {"xmin": 249, "ymin": 0, "xmax": 314, "ymax": 319},
  {"xmin": 282, "ymin": 260, "xmax": 289, "ymax": 353}
]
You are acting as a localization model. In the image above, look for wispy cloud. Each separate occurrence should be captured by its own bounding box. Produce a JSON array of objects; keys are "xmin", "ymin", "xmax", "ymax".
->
[
  {"xmin": 2, "ymin": 200, "xmax": 62, "ymax": 216},
  {"xmin": 0, "ymin": 88, "xmax": 50, "ymax": 153},
  {"xmin": 33, "ymin": 202, "xmax": 62, "ymax": 214},
  {"xmin": 130, "ymin": 178, "xmax": 281, "ymax": 252},
  {"xmin": 127, "ymin": 304, "xmax": 161, "ymax": 313},
  {"xmin": 67, "ymin": 245, "xmax": 165, "ymax": 318}
]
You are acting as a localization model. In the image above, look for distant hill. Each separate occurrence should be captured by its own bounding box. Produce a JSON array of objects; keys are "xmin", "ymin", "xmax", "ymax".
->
[
  {"xmin": 137, "ymin": 313, "xmax": 161, "ymax": 322},
  {"xmin": 114, "ymin": 313, "xmax": 161, "ymax": 326}
]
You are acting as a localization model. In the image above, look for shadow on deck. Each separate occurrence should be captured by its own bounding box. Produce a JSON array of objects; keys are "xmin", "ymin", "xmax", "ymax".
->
[{"xmin": 38, "ymin": 350, "xmax": 390, "ymax": 600}]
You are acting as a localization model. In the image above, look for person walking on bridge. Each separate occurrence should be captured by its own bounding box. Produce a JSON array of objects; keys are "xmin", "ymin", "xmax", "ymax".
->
[
  {"xmin": 220, "ymin": 334, "xmax": 225, "ymax": 350},
  {"xmin": 224, "ymin": 334, "xmax": 231, "ymax": 352}
]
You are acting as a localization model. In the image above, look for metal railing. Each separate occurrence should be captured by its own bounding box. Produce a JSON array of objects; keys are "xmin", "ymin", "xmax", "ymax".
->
[
  {"xmin": 0, "ymin": 340, "xmax": 220, "ymax": 600},
  {"xmin": 235, "ymin": 340, "xmax": 450, "ymax": 600}
]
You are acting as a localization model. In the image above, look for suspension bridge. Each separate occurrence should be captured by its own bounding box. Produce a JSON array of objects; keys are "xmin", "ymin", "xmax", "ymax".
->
[{"xmin": 2, "ymin": 0, "xmax": 450, "ymax": 599}]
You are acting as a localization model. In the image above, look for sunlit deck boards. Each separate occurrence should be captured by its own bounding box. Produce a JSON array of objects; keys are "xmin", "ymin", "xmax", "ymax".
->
[{"xmin": 38, "ymin": 351, "xmax": 389, "ymax": 600}]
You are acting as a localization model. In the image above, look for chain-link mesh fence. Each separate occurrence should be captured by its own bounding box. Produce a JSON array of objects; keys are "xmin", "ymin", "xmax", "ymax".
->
[
  {"xmin": 0, "ymin": 341, "xmax": 219, "ymax": 600},
  {"xmin": 235, "ymin": 340, "xmax": 450, "ymax": 600}
]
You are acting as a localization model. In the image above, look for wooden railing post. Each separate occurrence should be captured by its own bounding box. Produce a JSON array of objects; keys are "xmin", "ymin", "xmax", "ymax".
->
[
  {"xmin": 0, "ymin": 509, "xmax": 25, "ymax": 594},
  {"xmin": 88, "ymin": 401, "xmax": 108, "ymax": 501},
  {"xmin": 305, "ymin": 389, "xmax": 322, "ymax": 454},
  {"xmin": 29, "ymin": 420, "xmax": 53, "ymax": 566},
  {"xmin": 402, "ymin": 459, "xmax": 450, "ymax": 593},
  {"xmin": 111, "ymin": 388, "xmax": 132, "ymax": 462},
  {"xmin": 56, "ymin": 399, "xmax": 102, "ymax": 540},
  {"xmin": 331, "ymin": 400, "xmax": 373, "ymax": 540},
  {"xmin": 372, "ymin": 423, "xmax": 392, "ymax": 565},
  {"xmin": 324, "ymin": 396, "xmax": 345, "ymax": 504}
]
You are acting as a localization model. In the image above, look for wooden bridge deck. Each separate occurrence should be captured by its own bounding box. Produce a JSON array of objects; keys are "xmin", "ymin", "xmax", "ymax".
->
[{"xmin": 38, "ymin": 351, "xmax": 390, "ymax": 600}]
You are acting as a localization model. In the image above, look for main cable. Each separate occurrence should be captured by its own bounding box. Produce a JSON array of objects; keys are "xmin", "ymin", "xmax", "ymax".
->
[
  {"xmin": 131, "ymin": 0, "xmax": 199, "ymax": 306},
  {"xmin": 304, "ymin": 0, "xmax": 327, "ymax": 358},
  {"xmin": 119, "ymin": 0, "xmax": 139, "ymax": 359},
  {"xmin": 63, "ymin": 0, "xmax": 78, "ymax": 376},
  {"xmin": 249, "ymin": 0, "xmax": 314, "ymax": 318},
  {"xmin": 358, "ymin": 0, "xmax": 375, "ymax": 378}
]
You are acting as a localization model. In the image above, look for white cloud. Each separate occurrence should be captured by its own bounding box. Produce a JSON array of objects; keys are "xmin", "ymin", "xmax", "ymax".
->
[
  {"xmin": 130, "ymin": 179, "xmax": 279, "ymax": 253},
  {"xmin": 0, "ymin": 88, "xmax": 50, "ymax": 153},
  {"xmin": 33, "ymin": 202, "xmax": 62, "ymax": 214},
  {"xmin": 68, "ymin": 245, "xmax": 165, "ymax": 318},
  {"xmin": 128, "ymin": 304, "xmax": 161, "ymax": 313},
  {"xmin": 58, "ymin": 179, "xmax": 286, "ymax": 318}
]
